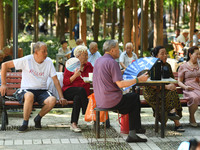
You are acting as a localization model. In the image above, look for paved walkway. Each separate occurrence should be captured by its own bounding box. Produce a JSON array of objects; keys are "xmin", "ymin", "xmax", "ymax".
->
[{"xmin": 1, "ymin": 107, "xmax": 200, "ymax": 150}]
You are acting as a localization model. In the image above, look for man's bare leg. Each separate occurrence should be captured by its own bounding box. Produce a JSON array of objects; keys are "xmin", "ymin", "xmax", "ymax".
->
[
  {"xmin": 19, "ymin": 92, "xmax": 34, "ymax": 132},
  {"xmin": 34, "ymin": 96, "xmax": 56, "ymax": 129}
]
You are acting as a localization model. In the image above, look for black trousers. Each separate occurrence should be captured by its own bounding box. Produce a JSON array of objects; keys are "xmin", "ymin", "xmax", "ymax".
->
[
  {"xmin": 63, "ymin": 87, "xmax": 88, "ymax": 124},
  {"xmin": 111, "ymin": 92, "xmax": 141, "ymax": 130}
]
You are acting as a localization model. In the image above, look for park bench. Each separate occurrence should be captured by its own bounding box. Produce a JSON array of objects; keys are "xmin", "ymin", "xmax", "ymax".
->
[{"xmin": 0, "ymin": 72, "xmax": 74, "ymax": 130}]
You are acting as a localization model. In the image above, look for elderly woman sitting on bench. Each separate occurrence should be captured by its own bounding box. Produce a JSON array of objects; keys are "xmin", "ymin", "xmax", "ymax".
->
[{"xmin": 62, "ymin": 45, "xmax": 93, "ymax": 132}]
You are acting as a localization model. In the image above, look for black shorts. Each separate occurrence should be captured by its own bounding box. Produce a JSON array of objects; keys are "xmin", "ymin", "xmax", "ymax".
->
[{"xmin": 14, "ymin": 89, "xmax": 54, "ymax": 105}]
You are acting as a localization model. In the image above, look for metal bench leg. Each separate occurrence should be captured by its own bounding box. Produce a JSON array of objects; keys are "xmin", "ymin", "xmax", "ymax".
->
[
  {"xmin": 96, "ymin": 111, "xmax": 100, "ymax": 138},
  {"xmin": 1, "ymin": 109, "xmax": 7, "ymax": 130},
  {"xmin": 5, "ymin": 110, "xmax": 8, "ymax": 125},
  {"xmin": 106, "ymin": 114, "xmax": 110, "ymax": 128},
  {"xmin": 155, "ymin": 86, "xmax": 160, "ymax": 133}
]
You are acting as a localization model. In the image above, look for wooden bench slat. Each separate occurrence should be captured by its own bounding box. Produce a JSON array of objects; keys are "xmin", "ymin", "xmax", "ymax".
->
[
  {"xmin": 6, "ymin": 79, "xmax": 21, "ymax": 83},
  {"xmin": 6, "ymin": 84, "xmax": 21, "ymax": 88},
  {"xmin": 5, "ymin": 100, "xmax": 74, "ymax": 106}
]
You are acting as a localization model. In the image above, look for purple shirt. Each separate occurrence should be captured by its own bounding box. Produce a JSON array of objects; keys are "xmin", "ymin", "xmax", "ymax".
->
[{"xmin": 93, "ymin": 53, "xmax": 123, "ymax": 108}]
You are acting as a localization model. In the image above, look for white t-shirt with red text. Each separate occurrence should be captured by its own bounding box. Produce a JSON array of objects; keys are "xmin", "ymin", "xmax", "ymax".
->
[{"xmin": 13, "ymin": 55, "xmax": 56, "ymax": 90}]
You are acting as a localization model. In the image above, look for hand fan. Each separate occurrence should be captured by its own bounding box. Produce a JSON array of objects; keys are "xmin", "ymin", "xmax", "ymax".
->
[
  {"xmin": 65, "ymin": 57, "xmax": 81, "ymax": 72},
  {"xmin": 123, "ymin": 57, "xmax": 158, "ymax": 90}
]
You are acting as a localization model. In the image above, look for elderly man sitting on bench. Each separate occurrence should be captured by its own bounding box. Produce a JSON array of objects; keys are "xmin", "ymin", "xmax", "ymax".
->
[
  {"xmin": 0, "ymin": 41, "xmax": 67, "ymax": 132},
  {"xmin": 93, "ymin": 40, "xmax": 149, "ymax": 143}
]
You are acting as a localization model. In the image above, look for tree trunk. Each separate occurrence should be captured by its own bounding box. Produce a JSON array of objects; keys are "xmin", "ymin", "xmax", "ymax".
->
[
  {"xmin": 94, "ymin": 0, "xmax": 100, "ymax": 42},
  {"xmin": 132, "ymin": 0, "xmax": 139, "ymax": 57},
  {"xmin": 118, "ymin": 7, "xmax": 123, "ymax": 43},
  {"xmin": 59, "ymin": 3, "xmax": 65, "ymax": 41},
  {"xmin": 154, "ymin": 0, "xmax": 163, "ymax": 47},
  {"xmin": 69, "ymin": 0, "xmax": 77, "ymax": 40},
  {"xmin": 56, "ymin": 0, "xmax": 60, "ymax": 38},
  {"xmin": 107, "ymin": 8, "xmax": 112, "ymax": 23},
  {"xmin": 169, "ymin": 0, "xmax": 172, "ymax": 29},
  {"xmin": 194, "ymin": 0, "xmax": 198, "ymax": 29},
  {"xmin": 189, "ymin": 0, "xmax": 195, "ymax": 47},
  {"xmin": 183, "ymin": 0, "xmax": 186, "ymax": 24},
  {"xmin": 50, "ymin": 13, "xmax": 53, "ymax": 36},
  {"xmin": 173, "ymin": 0, "xmax": 177, "ymax": 30},
  {"xmin": 0, "ymin": 0, "xmax": 4, "ymax": 49},
  {"xmin": 34, "ymin": 0, "xmax": 39, "ymax": 42},
  {"xmin": 4, "ymin": 2, "xmax": 12, "ymax": 45},
  {"xmin": 143, "ymin": 0, "xmax": 149, "ymax": 51},
  {"xmin": 177, "ymin": 0, "xmax": 180, "ymax": 28},
  {"xmin": 80, "ymin": 7, "xmax": 87, "ymax": 45},
  {"xmin": 111, "ymin": 2, "xmax": 117, "ymax": 39},
  {"xmin": 198, "ymin": 2, "xmax": 200, "ymax": 24},
  {"xmin": 150, "ymin": 0, "xmax": 154, "ymax": 24},
  {"xmin": 103, "ymin": 0, "xmax": 107, "ymax": 39},
  {"xmin": 124, "ymin": 0, "xmax": 132, "ymax": 48}
]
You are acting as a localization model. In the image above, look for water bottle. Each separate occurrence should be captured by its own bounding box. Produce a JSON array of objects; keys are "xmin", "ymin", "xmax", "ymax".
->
[{"xmin": 150, "ymin": 59, "xmax": 162, "ymax": 80}]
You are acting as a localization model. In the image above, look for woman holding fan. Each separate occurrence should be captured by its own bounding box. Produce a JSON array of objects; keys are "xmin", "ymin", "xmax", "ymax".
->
[
  {"xmin": 62, "ymin": 45, "xmax": 93, "ymax": 132},
  {"xmin": 143, "ymin": 46, "xmax": 184, "ymax": 132}
]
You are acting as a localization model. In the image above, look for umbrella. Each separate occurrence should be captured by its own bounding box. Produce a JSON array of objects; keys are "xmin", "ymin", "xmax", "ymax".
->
[
  {"xmin": 65, "ymin": 57, "xmax": 81, "ymax": 72},
  {"xmin": 123, "ymin": 57, "xmax": 158, "ymax": 90}
]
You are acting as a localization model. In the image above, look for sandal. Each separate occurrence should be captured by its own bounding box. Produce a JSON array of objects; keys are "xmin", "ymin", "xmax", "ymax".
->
[{"xmin": 70, "ymin": 125, "xmax": 81, "ymax": 133}]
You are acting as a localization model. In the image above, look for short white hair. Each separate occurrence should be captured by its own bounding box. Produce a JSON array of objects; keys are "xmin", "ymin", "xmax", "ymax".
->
[
  {"xmin": 125, "ymin": 42, "xmax": 134, "ymax": 49},
  {"xmin": 33, "ymin": 42, "xmax": 47, "ymax": 53},
  {"xmin": 74, "ymin": 45, "xmax": 88, "ymax": 57},
  {"xmin": 89, "ymin": 42, "xmax": 97, "ymax": 50},
  {"xmin": 103, "ymin": 40, "xmax": 118, "ymax": 52}
]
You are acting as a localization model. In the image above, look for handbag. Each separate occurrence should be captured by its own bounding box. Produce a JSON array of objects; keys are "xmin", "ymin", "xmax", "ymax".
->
[{"xmin": 85, "ymin": 93, "xmax": 108, "ymax": 122}]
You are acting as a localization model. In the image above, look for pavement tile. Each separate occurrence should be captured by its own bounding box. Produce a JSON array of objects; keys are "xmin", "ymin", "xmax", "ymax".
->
[
  {"xmin": 14, "ymin": 140, "xmax": 23, "ymax": 145},
  {"xmin": 70, "ymin": 138, "xmax": 79, "ymax": 144},
  {"xmin": 0, "ymin": 140, "xmax": 4, "ymax": 146},
  {"xmin": 4, "ymin": 140, "xmax": 14, "ymax": 145},
  {"xmin": 23, "ymin": 140, "xmax": 32, "ymax": 145},
  {"xmin": 51, "ymin": 139, "xmax": 61, "ymax": 144},
  {"xmin": 146, "ymin": 141, "xmax": 161, "ymax": 150},
  {"xmin": 158, "ymin": 137, "xmax": 170, "ymax": 142},
  {"xmin": 149, "ymin": 137, "xmax": 162, "ymax": 142},
  {"xmin": 176, "ymin": 136, "xmax": 188, "ymax": 141},
  {"xmin": 114, "ymin": 138, "xmax": 124, "ymax": 142},
  {"xmin": 166, "ymin": 137, "xmax": 180, "ymax": 141},
  {"xmin": 33, "ymin": 139, "xmax": 42, "ymax": 145},
  {"xmin": 137, "ymin": 143, "xmax": 150, "ymax": 149},
  {"xmin": 42, "ymin": 139, "xmax": 51, "ymax": 144},
  {"xmin": 78, "ymin": 138, "xmax": 88, "ymax": 143},
  {"xmin": 60, "ymin": 139, "xmax": 70, "ymax": 144},
  {"xmin": 129, "ymin": 143, "xmax": 142, "ymax": 150}
]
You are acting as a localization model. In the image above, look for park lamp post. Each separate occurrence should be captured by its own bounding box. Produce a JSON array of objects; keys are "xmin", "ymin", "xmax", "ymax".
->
[{"xmin": 13, "ymin": 0, "xmax": 18, "ymax": 60}]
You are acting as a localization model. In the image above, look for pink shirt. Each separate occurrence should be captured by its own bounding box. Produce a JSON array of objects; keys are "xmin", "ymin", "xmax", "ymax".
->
[{"xmin": 178, "ymin": 62, "xmax": 200, "ymax": 106}]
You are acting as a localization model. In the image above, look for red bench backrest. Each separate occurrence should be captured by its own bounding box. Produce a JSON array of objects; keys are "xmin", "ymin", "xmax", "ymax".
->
[{"xmin": 6, "ymin": 72, "xmax": 22, "ymax": 96}]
